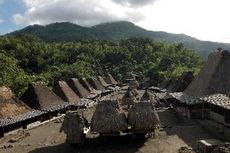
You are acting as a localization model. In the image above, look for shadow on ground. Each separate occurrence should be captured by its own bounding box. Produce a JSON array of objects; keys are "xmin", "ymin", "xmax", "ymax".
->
[
  {"xmin": 28, "ymin": 136, "xmax": 146, "ymax": 153},
  {"xmin": 158, "ymin": 110, "xmax": 214, "ymax": 148}
]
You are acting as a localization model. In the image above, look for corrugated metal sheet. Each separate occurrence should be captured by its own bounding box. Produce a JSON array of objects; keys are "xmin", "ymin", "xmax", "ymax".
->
[
  {"xmin": 0, "ymin": 110, "xmax": 45, "ymax": 127},
  {"xmin": 200, "ymin": 94, "xmax": 230, "ymax": 110}
]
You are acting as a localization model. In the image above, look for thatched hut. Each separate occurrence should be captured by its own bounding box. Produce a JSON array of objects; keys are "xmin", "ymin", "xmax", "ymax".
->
[
  {"xmin": 128, "ymin": 102, "xmax": 160, "ymax": 131},
  {"xmin": 98, "ymin": 76, "xmax": 110, "ymax": 87},
  {"xmin": 20, "ymin": 83, "xmax": 67, "ymax": 112},
  {"xmin": 167, "ymin": 71, "xmax": 194, "ymax": 92},
  {"xmin": 53, "ymin": 81, "xmax": 80, "ymax": 104},
  {"xmin": 91, "ymin": 100, "xmax": 128, "ymax": 134},
  {"xmin": 121, "ymin": 88, "xmax": 137, "ymax": 106},
  {"xmin": 60, "ymin": 111, "xmax": 85, "ymax": 143},
  {"xmin": 140, "ymin": 90, "xmax": 150, "ymax": 101},
  {"xmin": 0, "ymin": 86, "xmax": 31, "ymax": 119},
  {"xmin": 0, "ymin": 86, "xmax": 44, "ymax": 136},
  {"xmin": 159, "ymin": 79, "xmax": 172, "ymax": 89},
  {"xmin": 79, "ymin": 78, "xmax": 96, "ymax": 93},
  {"xmin": 185, "ymin": 50, "xmax": 230, "ymax": 96},
  {"xmin": 88, "ymin": 78, "xmax": 104, "ymax": 91},
  {"xmin": 105, "ymin": 73, "xmax": 118, "ymax": 85},
  {"xmin": 67, "ymin": 78, "xmax": 90, "ymax": 98}
]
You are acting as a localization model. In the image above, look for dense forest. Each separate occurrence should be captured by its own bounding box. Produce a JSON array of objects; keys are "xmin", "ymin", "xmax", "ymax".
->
[
  {"xmin": 9, "ymin": 21, "xmax": 230, "ymax": 58},
  {"xmin": 0, "ymin": 35, "xmax": 202, "ymax": 96}
]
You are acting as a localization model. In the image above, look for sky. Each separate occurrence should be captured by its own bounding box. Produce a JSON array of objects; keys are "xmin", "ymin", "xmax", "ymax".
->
[{"xmin": 0, "ymin": 0, "xmax": 230, "ymax": 43}]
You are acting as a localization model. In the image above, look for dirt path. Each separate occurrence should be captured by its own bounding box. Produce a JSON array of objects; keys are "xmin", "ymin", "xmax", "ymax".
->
[{"xmin": 0, "ymin": 110, "xmax": 216, "ymax": 153}]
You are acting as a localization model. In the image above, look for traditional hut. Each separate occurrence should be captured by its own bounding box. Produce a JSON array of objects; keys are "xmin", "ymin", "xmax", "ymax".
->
[
  {"xmin": 20, "ymin": 82, "xmax": 67, "ymax": 113},
  {"xmin": 200, "ymin": 94, "xmax": 230, "ymax": 125},
  {"xmin": 67, "ymin": 78, "xmax": 90, "ymax": 98},
  {"xmin": 88, "ymin": 78, "xmax": 104, "ymax": 91},
  {"xmin": 53, "ymin": 81, "xmax": 80, "ymax": 104},
  {"xmin": 98, "ymin": 76, "xmax": 110, "ymax": 87},
  {"xmin": 140, "ymin": 90, "xmax": 150, "ymax": 101},
  {"xmin": 167, "ymin": 71, "xmax": 194, "ymax": 92},
  {"xmin": 185, "ymin": 50, "xmax": 230, "ymax": 96},
  {"xmin": 121, "ymin": 88, "xmax": 137, "ymax": 106},
  {"xmin": 91, "ymin": 100, "xmax": 128, "ymax": 134},
  {"xmin": 105, "ymin": 73, "xmax": 118, "ymax": 85},
  {"xmin": 79, "ymin": 78, "xmax": 96, "ymax": 93},
  {"xmin": 60, "ymin": 111, "xmax": 85, "ymax": 143},
  {"xmin": 159, "ymin": 79, "xmax": 172, "ymax": 90},
  {"xmin": 128, "ymin": 102, "xmax": 160, "ymax": 131},
  {"xmin": 0, "ymin": 86, "xmax": 31, "ymax": 119},
  {"xmin": 0, "ymin": 86, "xmax": 44, "ymax": 136}
]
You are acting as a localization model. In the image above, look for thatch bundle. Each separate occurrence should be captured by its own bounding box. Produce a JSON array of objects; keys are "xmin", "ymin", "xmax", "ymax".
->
[
  {"xmin": 0, "ymin": 87, "xmax": 31, "ymax": 119},
  {"xmin": 98, "ymin": 76, "xmax": 110, "ymax": 87},
  {"xmin": 53, "ymin": 81, "xmax": 80, "ymax": 104},
  {"xmin": 0, "ymin": 86, "xmax": 13, "ymax": 100},
  {"xmin": 128, "ymin": 102, "xmax": 160, "ymax": 131},
  {"xmin": 60, "ymin": 111, "xmax": 85, "ymax": 142},
  {"xmin": 20, "ymin": 82, "xmax": 66, "ymax": 110},
  {"xmin": 185, "ymin": 50, "xmax": 230, "ymax": 96},
  {"xmin": 167, "ymin": 71, "xmax": 194, "ymax": 92},
  {"xmin": 67, "ymin": 78, "xmax": 90, "ymax": 98},
  {"xmin": 91, "ymin": 100, "xmax": 128, "ymax": 133},
  {"xmin": 105, "ymin": 73, "xmax": 117, "ymax": 85}
]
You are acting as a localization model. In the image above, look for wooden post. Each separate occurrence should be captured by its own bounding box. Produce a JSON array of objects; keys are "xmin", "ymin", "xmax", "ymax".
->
[
  {"xmin": 202, "ymin": 102, "xmax": 204, "ymax": 120},
  {"xmin": 0, "ymin": 128, "xmax": 4, "ymax": 137}
]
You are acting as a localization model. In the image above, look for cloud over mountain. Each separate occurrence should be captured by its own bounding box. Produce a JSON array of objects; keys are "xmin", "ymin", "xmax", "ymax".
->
[{"xmin": 13, "ymin": 0, "xmax": 147, "ymax": 26}]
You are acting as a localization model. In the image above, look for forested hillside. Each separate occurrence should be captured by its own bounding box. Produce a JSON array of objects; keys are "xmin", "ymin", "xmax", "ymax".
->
[
  {"xmin": 0, "ymin": 35, "xmax": 202, "ymax": 96},
  {"xmin": 8, "ymin": 21, "xmax": 230, "ymax": 58}
]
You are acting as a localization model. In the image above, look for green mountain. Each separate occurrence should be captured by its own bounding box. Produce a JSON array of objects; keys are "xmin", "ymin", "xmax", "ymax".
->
[{"xmin": 8, "ymin": 21, "xmax": 230, "ymax": 58}]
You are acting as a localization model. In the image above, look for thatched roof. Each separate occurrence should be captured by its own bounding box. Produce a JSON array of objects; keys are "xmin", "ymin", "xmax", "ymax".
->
[
  {"xmin": 128, "ymin": 102, "xmax": 160, "ymax": 131},
  {"xmin": 67, "ymin": 78, "xmax": 90, "ymax": 98},
  {"xmin": 105, "ymin": 73, "xmax": 117, "ymax": 85},
  {"xmin": 0, "ymin": 86, "xmax": 31, "ymax": 119},
  {"xmin": 53, "ymin": 81, "xmax": 80, "ymax": 104},
  {"xmin": 185, "ymin": 50, "xmax": 230, "ymax": 96},
  {"xmin": 167, "ymin": 71, "xmax": 194, "ymax": 92},
  {"xmin": 79, "ymin": 78, "xmax": 96, "ymax": 93},
  {"xmin": 88, "ymin": 78, "xmax": 104, "ymax": 90},
  {"xmin": 159, "ymin": 79, "xmax": 172, "ymax": 89},
  {"xmin": 20, "ymin": 83, "xmax": 67, "ymax": 111},
  {"xmin": 91, "ymin": 100, "xmax": 128, "ymax": 133},
  {"xmin": 140, "ymin": 90, "xmax": 153, "ymax": 101},
  {"xmin": 121, "ymin": 89, "xmax": 137, "ymax": 105},
  {"xmin": 98, "ymin": 76, "xmax": 110, "ymax": 87},
  {"xmin": 0, "ymin": 86, "xmax": 13, "ymax": 100}
]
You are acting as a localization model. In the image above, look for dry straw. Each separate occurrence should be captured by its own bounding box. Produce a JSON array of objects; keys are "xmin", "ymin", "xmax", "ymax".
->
[{"xmin": 91, "ymin": 100, "xmax": 128, "ymax": 133}]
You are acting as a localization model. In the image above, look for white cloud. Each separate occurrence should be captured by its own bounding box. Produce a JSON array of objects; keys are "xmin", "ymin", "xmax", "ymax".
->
[
  {"xmin": 0, "ymin": 19, "xmax": 3, "ymax": 23},
  {"xmin": 13, "ymin": 0, "xmax": 146, "ymax": 26},
  {"xmin": 112, "ymin": 0, "xmax": 156, "ymax": 7},
  {"xmin": 137, "ymin": 0, "xmax": 230, "ymax": 43},
  {"xmin": 12, "ymin": 0, "xmax": 230, "ymax": 43}
]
